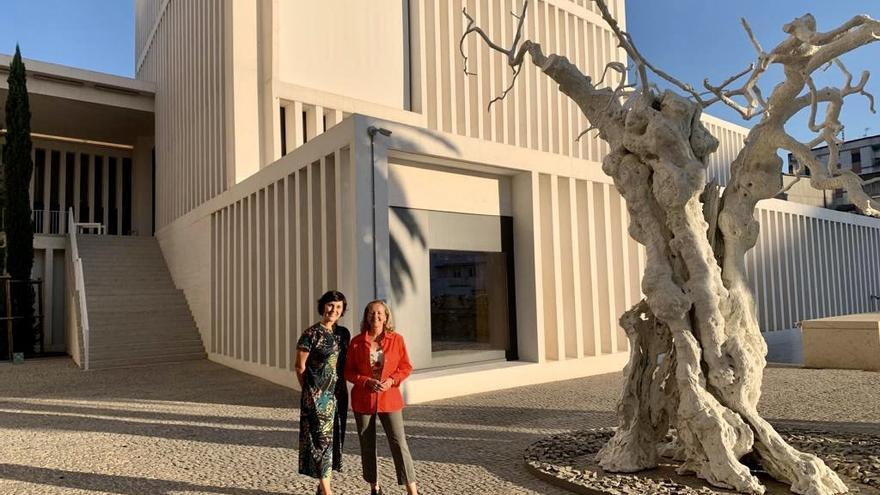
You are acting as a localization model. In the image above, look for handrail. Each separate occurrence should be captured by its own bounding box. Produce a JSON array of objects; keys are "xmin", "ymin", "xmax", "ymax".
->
[
  {"xmin": 67, "ymin": 207, "xmax": 90, "ymax": 370},
  {"xmin": 32, "ymin": 209, "xmax": 65, "ymax": 235}
]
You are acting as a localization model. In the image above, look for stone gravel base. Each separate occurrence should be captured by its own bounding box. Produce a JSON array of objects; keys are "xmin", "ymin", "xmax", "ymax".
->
[{"xmin": 525, "ymin": 428, "xmax": 880, "ymax": 495}]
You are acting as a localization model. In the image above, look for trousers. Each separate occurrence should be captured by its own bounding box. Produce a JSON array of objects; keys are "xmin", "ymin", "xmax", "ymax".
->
[{"xmin": 354, "ymin": 410, "xmax": 417, "ymax": 485}]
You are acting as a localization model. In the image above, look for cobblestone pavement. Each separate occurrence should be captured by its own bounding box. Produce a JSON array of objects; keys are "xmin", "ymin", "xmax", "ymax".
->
[{"xmin": 0, "ymin": 358, "xmax": 877, "ymax": 495}]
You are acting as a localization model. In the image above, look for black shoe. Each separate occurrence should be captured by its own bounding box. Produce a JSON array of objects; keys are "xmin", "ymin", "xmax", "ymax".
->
[{"xmin": 370, "ymin": 487, "xmax": 383, "ymax": 495}]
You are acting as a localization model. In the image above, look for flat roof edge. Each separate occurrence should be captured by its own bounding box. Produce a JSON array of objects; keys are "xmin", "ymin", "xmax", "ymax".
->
[{"xmin": 0, "ymin": 53, "xmax": 155, "ymax": 95}]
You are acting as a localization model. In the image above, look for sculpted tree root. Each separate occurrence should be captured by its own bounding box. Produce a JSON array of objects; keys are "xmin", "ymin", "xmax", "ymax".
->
[{"xmin": 463, "ymin": 2, "xmax": 880, "ymax": 494}]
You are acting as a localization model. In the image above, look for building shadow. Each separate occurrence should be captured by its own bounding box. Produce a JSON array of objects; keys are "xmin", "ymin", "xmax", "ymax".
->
[
  {"xmin": 768, "ymin": 418, "xmax": 880, "ymax": 435},
  {"xmin": 0, "ymin": 464, "xmax": 291, "ymax": 495},
  {"xmin": 0, "ymin": 408, "xmax": 296, "ymax": 448},
  {"xmin": 0, "ymin": 400, "xmax": 291, "ymax": 429}
]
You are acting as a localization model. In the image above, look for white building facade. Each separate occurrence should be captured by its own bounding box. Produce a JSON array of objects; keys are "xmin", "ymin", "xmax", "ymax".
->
[
  {"xmin": 3, "ymin": 1, "xmax": 878, "ymax": 400},
  {"xmin": 129, "ymin": 0, "xmax": 880, "ymax": 401}
]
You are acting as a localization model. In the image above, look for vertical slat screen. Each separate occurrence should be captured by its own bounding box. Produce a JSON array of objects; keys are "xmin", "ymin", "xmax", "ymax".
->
[
  {"xmin": 210, "ymin": 148, "xmax": 349, "ymax": 369},
  {"xmin": 416, "ymin": 0, "xmax": 631, "ymax": 164},
  {"xmin": 10, "ymin": 140, "xmax": 134, "ymax": 235},
  {"xmin": 743, "ymin": 208, "xmax": 880, "ymax": 332},
  {"xmin": 138, "ymin": 0, "xmax": 227, "ymax": 229}
]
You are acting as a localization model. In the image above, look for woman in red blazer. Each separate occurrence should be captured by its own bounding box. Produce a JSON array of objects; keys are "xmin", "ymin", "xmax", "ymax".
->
[{"xmin": 345, "ymin": 300, "xmax": 418, "ymax": 495}]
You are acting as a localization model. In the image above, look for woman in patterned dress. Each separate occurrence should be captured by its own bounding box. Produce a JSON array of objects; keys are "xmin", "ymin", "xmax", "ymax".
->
[{"xmin": 295, "ymin": 290, "xmax": 350, "ymax": 495}]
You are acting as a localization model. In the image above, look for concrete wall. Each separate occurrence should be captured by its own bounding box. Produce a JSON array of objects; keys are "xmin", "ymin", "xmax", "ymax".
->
[
  {"xmin": 156, "ymin": 118, "xmax": 363, "ymax": 390},
  {"xmin": 277, "ymin": 0, "xmax": 406, "ymax": 110},
  {"xmin": 781, "ymin": 175, "xmax": 829, "ymax": 209}
]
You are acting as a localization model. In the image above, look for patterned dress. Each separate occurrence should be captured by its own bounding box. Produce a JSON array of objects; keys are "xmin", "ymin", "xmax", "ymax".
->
[{"xmin": 297, "ymin": 323, "xmax": 347, "ymax": 479}]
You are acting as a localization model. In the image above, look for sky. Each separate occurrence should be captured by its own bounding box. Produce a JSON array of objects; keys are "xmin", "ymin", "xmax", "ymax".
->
[
  {"xmin": 0, "ymin": 0, "xmax": 134, "ymax": 77},
  {"xmin": 1, "ymin": 1, "xmax": 879, "ymax": 147},
  {"xmin": 626, "ymin": 0, "xmax": 880, "ymax": 145}
]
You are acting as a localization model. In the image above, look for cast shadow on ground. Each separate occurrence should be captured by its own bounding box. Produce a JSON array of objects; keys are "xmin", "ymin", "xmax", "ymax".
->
[
  {"xmin": 0, "ymin": 464, "xmax": 291, "ymax": 495},
  {"xmin": 0, "ymin": 400, "xmax": 292, "ymax": 429},
  {"xmin": 0, "ymin": 359, "xmax": 297, "ymax": 408},
  {"xmin": 768, "ymin": 418, "xmax": 880, "ymax": 435},
  {"xmin": 0, "ymin": 408, "xmax": 296, "ymax": 448}
]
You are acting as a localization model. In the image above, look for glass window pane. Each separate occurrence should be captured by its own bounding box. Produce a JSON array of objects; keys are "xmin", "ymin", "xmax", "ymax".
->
[{"xmin": 430, "ymin": 250, "xmax": 510, "ymax": 354}]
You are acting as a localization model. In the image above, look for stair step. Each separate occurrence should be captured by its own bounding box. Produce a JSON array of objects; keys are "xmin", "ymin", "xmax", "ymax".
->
[
  {"xmin": 86, "ymin": 273, "xmax": 172, "ymax": 280},
  {"xmin": 86, "ymin": 287, "xmax": 184, "ymax": 296},
  {"xmin": 86, "ymin": 301, "xmax": 191, "ymax": 312},
  {"xmin": 85, "ymin": 278, "xmax": 174, "ymax": 285},
  {"xmin": 77, "ymin": 238, "xmax": 158, "ymax": 244},
  {"xmin": 88, "ymin": 351, "xmax": 207, "ymax": 370},
  {"xmin": 91, "ymin": 340, "xmax": 205, "ymax": 354},
  {"xmin": 89, "ymin": 317, "xmax": 197, "ymax": 330},
  {"xmin": 85, "ymin": 279, "xmax": 176, "ymax": 287},
  {"xmin": 89, "ymin": 311, "xmax": 195, "ymax": 322},
  {"xmin": 87, "ymin": 292, "xmax": 185, "ymax": 302},
  {"xmin": 88, "ymin": 333, "xmax": 203, "ymax": 345},
  {"xmin": 82, "ymin": 260, "xmax": 167, "ymax": 266}
]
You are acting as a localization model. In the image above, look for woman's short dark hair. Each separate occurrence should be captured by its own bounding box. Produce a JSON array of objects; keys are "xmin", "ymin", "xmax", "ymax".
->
[{"xmin": 317, "ymin": 290, "xmax": 347, "ymax": 317}]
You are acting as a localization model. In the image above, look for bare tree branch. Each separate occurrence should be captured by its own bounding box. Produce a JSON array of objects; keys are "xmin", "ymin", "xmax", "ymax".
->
[{"xmin": 460, "ymin": 1, "xmax": 531, "ymax": 111}]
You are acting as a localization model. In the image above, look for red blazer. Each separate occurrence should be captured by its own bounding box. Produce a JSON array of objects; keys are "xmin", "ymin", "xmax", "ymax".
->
[{"xmin": 344, "ymin": 331, "xmax": 413, "ymax": 413}]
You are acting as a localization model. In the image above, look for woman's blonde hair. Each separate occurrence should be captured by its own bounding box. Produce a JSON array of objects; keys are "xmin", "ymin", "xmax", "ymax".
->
[{"xmin": 360, "ymin": 300, "xmax": 395, "ymax": 334}]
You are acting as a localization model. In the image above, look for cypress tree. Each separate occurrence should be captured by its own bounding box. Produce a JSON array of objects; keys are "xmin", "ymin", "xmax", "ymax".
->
[{"xmin": 4, "ymin": 46, "xmax": 35, "ymax": 354}]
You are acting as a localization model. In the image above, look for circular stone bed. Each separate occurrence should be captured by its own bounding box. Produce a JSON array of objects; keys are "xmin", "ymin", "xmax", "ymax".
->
[{"xmin": 524, "ymin": 428, "xmax": 880, "ymax": 495}]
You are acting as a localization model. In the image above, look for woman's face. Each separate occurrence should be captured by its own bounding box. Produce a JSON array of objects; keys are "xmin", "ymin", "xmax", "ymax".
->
[
  {"xmin": 322, "ymin": 301, "xmax": 344, "ymax": 325},
  {"xmin": 367, "ymin": 303, "xmax": 387, "ymax": 331}
]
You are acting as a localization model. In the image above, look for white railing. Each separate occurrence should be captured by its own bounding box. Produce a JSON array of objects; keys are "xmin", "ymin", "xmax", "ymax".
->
[
  {"xmin": 66, "ymin": 208, "xmax": 90, "ymax": 370},
  {"xmin": 32, "ymin": 209, "xmax": 65, "ymax": 235}
]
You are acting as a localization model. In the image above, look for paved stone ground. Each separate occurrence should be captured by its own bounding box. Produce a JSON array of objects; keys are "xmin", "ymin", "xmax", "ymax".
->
[{"xmin": 0, "ymin": 358, "xmax": 877, "ymax": 495}]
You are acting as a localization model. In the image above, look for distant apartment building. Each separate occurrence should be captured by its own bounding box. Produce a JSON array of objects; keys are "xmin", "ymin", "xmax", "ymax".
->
[{"xmin": 784, "ymin": 134, "xmax": 880, "ymax": 211}]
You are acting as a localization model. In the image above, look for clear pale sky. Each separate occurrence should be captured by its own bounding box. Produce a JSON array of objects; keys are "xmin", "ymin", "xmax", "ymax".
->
[
  {"xmin": 626, "ymin": 0, "xmax": 880, "ymax": 144},
  {"xmin": 1, "ymin": 0, "xmax": 879, "ymax": 144}
]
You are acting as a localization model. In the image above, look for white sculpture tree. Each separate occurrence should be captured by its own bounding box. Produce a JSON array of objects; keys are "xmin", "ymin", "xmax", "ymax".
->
[{"xmin": 463, "ymin": 2, "xmax": 880, "ymax": 494}]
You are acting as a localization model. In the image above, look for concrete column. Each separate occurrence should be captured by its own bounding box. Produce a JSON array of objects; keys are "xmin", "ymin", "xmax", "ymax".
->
[
  {"xmin": 373, "ymin": 130, "xmax": 391, "ymax": 302},
  {"xmin": 283, "ymin": 101, "xmax": 304, "ymax": 152},
  {"xmin": 87, "ymin": 154, "xmax": 95, "ymax": 223},
  {"xmin": 132, "ymin": 136, "xmax": 154, "ymax": 236},
  {"xmin": 58, "ymin": 154, "xmax": 67, "ymax": 235},
  {"xmin": 227, "ymin": 0, "xmax": 261, "ymax": 184},
  {"xmin": 306, "ymin": 105, "xmax": 323, "ymax": 141},
  {"xmin": 43, "ymin": 248, "xmax": 53, "ymax": 349},
  {"xmin": 258, "ymin": 0, "xmax": 280, "ymax": 167},
  {"xmin": 42, "ymin": 150, "xmax": 51, "ymax": 234},
  {"xmin": 512, "ymin": 171, "xmax": 544, "ymax": 363},
  {"xmin": 350, "ymin": 117, "xmax": 385, "ymax": 316}
]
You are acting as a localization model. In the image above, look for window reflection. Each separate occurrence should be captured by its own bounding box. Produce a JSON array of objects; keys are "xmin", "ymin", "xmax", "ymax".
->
[{"xmin": 430, "ymin": 250, "xmax": 509, "ymax": 354}]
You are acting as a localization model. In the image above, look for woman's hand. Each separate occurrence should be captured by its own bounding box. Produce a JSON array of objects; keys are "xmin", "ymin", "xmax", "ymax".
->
[{"xmin": 366, "ymin": 378, "xmax": 393, "ymax": 392}]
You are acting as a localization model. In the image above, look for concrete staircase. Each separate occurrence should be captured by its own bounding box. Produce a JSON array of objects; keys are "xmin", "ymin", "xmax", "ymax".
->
[{"xmin": 77, "ymin": 235, "xmax": 206, "ymax": 369}]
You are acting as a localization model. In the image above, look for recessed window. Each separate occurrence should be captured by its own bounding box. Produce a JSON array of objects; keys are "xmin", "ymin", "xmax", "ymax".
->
[{"xmin": 430, "ymin": 250, "xmax": 510, "ymax": 355}]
